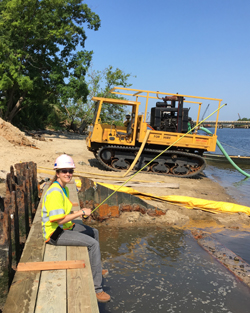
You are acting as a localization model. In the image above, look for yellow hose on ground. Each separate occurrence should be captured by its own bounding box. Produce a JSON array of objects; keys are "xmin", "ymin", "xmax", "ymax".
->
[
  {"xmin": 37, "ymin": 167, "xmax": 164, "ymax": 184},
  {"xmin": 37, "ymin": 167, "xmax": 123, "ymax": 178}
]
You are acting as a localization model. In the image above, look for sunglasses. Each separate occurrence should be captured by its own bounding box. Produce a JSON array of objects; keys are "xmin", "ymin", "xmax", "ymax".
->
[{"xmin": 60, "ymin": 169, "xmax": 74, "ymax": 174}]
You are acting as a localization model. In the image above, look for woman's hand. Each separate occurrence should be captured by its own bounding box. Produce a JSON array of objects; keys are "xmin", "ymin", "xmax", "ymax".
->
[
  {"xmin": 57, "ymin": 208, "xmax": 92, "ymax": 225},
  {"xmin": 81, "ymin": 208, "xmax": 92, "ymax": 217}
]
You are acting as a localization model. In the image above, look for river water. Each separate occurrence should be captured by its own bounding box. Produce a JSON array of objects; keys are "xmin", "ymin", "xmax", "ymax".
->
[
  {"xmin": 204, "ymin": 128, "xmax": 250, "ymax": 207},
  {"xmin": 98, "ymin": 128, "xmax": 250, "ymax": 313}
]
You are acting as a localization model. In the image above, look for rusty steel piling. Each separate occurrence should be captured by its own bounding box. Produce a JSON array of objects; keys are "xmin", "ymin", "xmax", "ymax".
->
[{"xmin": 0, "ymin": 162, "xmax": 39, "ymax": 290}]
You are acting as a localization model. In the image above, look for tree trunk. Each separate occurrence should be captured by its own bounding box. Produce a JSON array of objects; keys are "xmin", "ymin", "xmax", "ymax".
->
[
  {"xmin": 7, "ymin": 96, "xmax": 25, "ymax": 123},
  {"xmin": 79, "ymin": 120, "xmax": 87, "ymax": 134},
  {"xmin": 4, "ymin": 88, "xmax": 15, "ymax": 120}
]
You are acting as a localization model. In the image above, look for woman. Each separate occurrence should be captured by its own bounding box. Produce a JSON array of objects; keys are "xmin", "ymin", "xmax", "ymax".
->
[{"xmin": 41, "ymin": 154, "xmax": 110, "ymax": 303}]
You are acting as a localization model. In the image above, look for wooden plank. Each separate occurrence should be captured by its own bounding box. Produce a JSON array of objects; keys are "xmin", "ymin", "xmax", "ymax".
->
[
  {"xmin": 35, "ymin": 245, "xmax": 67, "ymax": 313},
  {"xmin": 3, "ymin": 185, "xmax": 49, "ymax": 313},
  {"xmin": 92, "ymin": 180, "xmax": 180, "ymax": 188},
  {"xmin": 17, "ymin": 259, "xmax": 85, "ymax": 271},
  {"xmin": 67, "ymin": 246, "xmax": 99, "ymax": 313}
]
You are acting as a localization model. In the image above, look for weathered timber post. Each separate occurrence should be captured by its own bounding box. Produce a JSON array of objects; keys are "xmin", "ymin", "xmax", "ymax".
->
[
  {"xmin": 15, "ymin": 163, "xmax": 30, "ymax": 237},
  {"xmin": 28, "ymin": 162, "xmax": 38, "ymax": 219},
  {"xmin": 25, "ymin": 164, "xmax": 34, "ymax": 223},
  {"xmin": 6, "ymin": 167, "xmax": 15, "ymax": 194},
  {"xmin": 12, "ymin": 191, "xmax": 21, "ymax": 265},
  {"xmin": 7, "ymin": 206, "xmax": 12, "ymax": 289},
  {"xmin": 0, "ymin": 162, "xmax": 39, "ymax": 290},
  {"xmin": 1, "ymin": 194, "xmax": 13, "ymax": 290}
]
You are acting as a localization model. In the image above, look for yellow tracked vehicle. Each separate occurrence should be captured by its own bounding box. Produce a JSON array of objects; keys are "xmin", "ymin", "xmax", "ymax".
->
[{"xmin": 86, "ymin": 87, "xmax": 223, "ymax": 178}]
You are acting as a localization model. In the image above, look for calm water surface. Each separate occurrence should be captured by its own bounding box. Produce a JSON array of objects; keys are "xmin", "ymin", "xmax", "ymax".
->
[
  {"xmin": 204, "ymin": 128, "xmax": 250, "ymax": 206},
  {"xmin": 98, "ymin": 128, "xmax": 250, "ymax": 313},
  {"xmin": 98, "ymin": 227, "xmax": 250, "ymax": 313}
]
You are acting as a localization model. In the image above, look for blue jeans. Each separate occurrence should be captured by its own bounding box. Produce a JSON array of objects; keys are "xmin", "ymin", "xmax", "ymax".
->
[{"xmin": 48, "ymin": 223, "xmax": 103, "ymax": 293}]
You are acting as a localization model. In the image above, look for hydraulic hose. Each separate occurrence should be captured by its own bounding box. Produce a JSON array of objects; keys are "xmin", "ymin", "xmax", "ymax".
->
[{"xmin": 200, "ymin": 127, "xmax": 250, "ymax": 178}]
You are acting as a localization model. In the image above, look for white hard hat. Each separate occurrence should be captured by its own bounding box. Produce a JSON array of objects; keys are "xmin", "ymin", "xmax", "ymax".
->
[{"xmin": 54, "ymin": 154, "xmax": 75, "ymax": 169}]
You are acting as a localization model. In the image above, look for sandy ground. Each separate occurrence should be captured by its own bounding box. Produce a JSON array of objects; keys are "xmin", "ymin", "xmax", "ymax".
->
[{"xmin": 0, "ymin": 118, "xmax": 250, "ymax": 231}]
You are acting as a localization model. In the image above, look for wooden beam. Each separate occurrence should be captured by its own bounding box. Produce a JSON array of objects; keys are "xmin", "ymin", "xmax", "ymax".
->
[
  {"xmin": 67, "ymin": 246, "xmax": 99, "ymax": 313},
  {"xmin": 17, "ymin": 260, "xmax": 85, "ymax": 272},
  {"xmin": 35, "ymin": 245, "xmax": 67, "ymax": 313},
  {"xmin": 92, "ymin": 180, "xmax": 179, "ymax": 188}
]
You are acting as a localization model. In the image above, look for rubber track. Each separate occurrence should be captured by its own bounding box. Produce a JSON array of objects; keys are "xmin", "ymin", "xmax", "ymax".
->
[{"xmin": 96, "ymin": 145, "xmax": 206, "ymax": 178}]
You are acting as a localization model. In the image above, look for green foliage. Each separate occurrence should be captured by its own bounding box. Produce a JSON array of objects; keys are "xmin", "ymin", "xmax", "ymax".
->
[
  {"xmin": 15, "ymin": 101, "xmax": 63, "ymax": 130},
  {"xmin": 0, "ymin": 0, "xmax": 100, "ymax": 127},
  {"xmin": 238, "ymin": 118, "xmax": 250, "ymax": 121},
  {"xmin": 74, "ymin": 65, "xmax": 135, "ymax": 128}
]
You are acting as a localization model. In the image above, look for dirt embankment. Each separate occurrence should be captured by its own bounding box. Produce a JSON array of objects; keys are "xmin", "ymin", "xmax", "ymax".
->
[
  {"xmin": 0, "ymin": 118, "xmax": 250, "ymax": 231},
  {"xmin": 0, "ymin": 118, "xmax": 34, "ymax": 147}
]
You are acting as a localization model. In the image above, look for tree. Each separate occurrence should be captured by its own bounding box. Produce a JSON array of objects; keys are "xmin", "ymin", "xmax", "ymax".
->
[
  {"xmin": 0, "ymin": 0, "xmax": 100, "ymax": 127},
  {"xmin": 72, "ymin": 65, "xmax": 135, "ymax": 130},
  {"xmin": 238, "ymin": 118, "xmax": 250, "ymax": 121}
]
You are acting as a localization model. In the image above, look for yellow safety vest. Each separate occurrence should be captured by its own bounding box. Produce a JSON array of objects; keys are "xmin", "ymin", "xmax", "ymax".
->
[{"xmin": 41, "ymin": 182, "xmax": 73, "ymax": 241}]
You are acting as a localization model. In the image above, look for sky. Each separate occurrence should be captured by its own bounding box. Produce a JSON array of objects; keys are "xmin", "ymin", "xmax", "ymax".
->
[{"xmin": 83, "ymin": 0, "xmax": 250, "ymax": 121}]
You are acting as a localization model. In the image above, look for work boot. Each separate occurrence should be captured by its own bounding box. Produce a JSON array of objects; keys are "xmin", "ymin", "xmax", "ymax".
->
[
  {"xmin": 102, "ymin": 269, "xmax": 109, "ymax": 277},
  {"xmin": 96, "ymin": 291, "xmax": 111, "ymax": 303}
]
